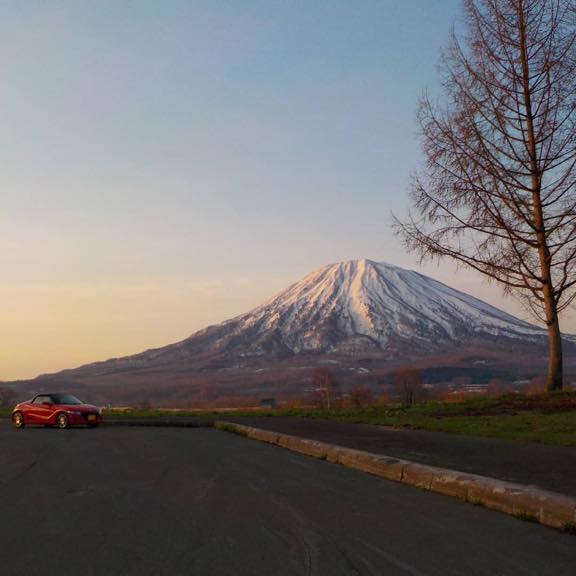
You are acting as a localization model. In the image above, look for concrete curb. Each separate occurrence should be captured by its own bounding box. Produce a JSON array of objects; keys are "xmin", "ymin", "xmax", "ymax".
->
[{"xmin": 214, "ymin": 420, "xmax": 576, "ymax": 532}]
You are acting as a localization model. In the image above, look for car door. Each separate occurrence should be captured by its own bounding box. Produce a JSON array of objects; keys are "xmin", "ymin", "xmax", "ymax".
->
[
  {"xmin": 28, "ymin": 395, "xmax": 53, "ymax": 424},
  {"xmin": 26, "ymin": 396, "xmax": 45, "ymax": 423},
  {"xmin": 37, "ymin": 395, "xmax": 56, "ymax": 424}
]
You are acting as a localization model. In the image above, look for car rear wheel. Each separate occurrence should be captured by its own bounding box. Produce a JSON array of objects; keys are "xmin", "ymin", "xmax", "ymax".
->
[
  {"xmin": 56, "ymin": 413, "xmax": 69, "ymax": 429},
  {"xmin": 12, "ymin": 412, "xmax": 25, "ymax": 429}
]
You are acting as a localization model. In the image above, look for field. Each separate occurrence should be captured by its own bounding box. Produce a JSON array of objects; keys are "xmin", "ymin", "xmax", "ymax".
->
[
  {"xmin": 106, "ymin": 392, "xmax": 576, "ymax": 446},
  {"xmin": 2, "ymin": 392, "xmax": 575, "ymax": 446},
  {"xmin": 237, "ymin": 393, "xmax": 576, "ymax": 446}
]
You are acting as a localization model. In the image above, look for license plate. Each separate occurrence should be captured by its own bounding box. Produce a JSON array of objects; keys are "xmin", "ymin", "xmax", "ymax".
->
[{"xmin": 87, "ymin": 414, "xmax": 96, "ymax": 421}]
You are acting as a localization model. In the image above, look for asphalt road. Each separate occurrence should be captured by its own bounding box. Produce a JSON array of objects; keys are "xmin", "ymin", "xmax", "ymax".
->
[
  {"xmin": 230, "ymin": 416, "xmax": 576, "ymax": 497},
  {"xmin": 0, "ymin": 424, "xmax": 575, "ymax": 576}
]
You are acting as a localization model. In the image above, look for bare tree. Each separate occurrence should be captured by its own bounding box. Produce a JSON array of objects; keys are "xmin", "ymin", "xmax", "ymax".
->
[
  {"xmin": 395, "ymin": 0, "xmax": 576, "ymax": 391},
  {"xmin": 394, "ymin": 368, "xmax": 424, "ymax": 405},
  {"xmin": 312, "ymin": 367, "xmax": 338, "ymax": 410},
  {"xmin": 349, "ymin": 383, "xmax": 374, "ymax": 408}
]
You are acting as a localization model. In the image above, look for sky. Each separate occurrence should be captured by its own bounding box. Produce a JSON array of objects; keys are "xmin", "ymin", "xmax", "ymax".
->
[{"xmin": 1, "ymin": 0, "xmax": 574, "ymax": 380}]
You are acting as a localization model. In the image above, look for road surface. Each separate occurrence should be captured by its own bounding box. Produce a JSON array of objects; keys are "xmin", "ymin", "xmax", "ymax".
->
[{"xmin": 0, "ymin": 424, "xmax": 574, "ymax": 576}]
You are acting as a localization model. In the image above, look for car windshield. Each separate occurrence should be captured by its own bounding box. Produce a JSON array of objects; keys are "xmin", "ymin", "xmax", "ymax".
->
[{"xmin": 50, "ymin": 394, "xmax": 82, "ymax": 405}]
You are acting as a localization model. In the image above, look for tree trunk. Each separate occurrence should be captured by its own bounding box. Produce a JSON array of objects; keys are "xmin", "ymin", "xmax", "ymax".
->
[
  {"xmin": 545, "ymin": 304, "xmax": 564, "ymax": 392},
  {"xmin": 517, "ymin": 3, "xmax": 564, "ymax": 392}
]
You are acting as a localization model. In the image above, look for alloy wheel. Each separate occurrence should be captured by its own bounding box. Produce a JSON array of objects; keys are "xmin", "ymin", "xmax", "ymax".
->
[
  {"xmin": 12, "ymin": 412, "xmax": 24, "ymax": 428},
  {"xmin": 56, "ymin": 413, "xmax": 69, "ymax": 429}
]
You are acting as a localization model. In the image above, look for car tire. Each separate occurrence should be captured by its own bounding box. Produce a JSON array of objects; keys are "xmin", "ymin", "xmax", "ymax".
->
[
  {"xmin": 56, "ymin": 413, "xmax": 69, "ymax": 429},
  {"xmin": 12, "ymin": 412, "xmax": 25, "ymax": 429}
]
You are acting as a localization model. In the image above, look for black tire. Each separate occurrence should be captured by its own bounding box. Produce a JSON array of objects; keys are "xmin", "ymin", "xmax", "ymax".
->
[
  {"xmin": 12, "ymin": 412, "xmax": 25, "ymax": 429},
  {"xmin": 56, "ymin": 412, "xmax": 69, "ymax": 429}
]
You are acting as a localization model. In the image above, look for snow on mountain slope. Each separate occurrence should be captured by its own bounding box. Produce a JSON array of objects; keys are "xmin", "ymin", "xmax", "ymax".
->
[{"xmin": 197, "ymin": 259, "xmax": 545, "ymax": 357}]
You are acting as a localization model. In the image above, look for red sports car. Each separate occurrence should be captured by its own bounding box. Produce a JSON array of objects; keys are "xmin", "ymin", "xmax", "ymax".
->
[{"xmin": 12, "ymin": 393, "xmax": 103, "ymax": 429}]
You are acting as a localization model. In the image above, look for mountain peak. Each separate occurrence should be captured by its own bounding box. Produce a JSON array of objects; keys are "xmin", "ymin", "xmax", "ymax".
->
[
  {"xmin": 316, "ymin": 258, "xmax": 399, "ymax": 274},
  {"xmin": 209, "ymin": 258, "xmax": 545, "ymax": 357}
]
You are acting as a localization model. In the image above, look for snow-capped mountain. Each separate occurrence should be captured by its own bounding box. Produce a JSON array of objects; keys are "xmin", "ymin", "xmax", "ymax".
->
[
  {"xmin": 183, "ymin": 258, "xmax": 546, "ymax": 357},
  {"xmin": 66, "ymin": 259, "xmax": 548, "ymax": 377},
  {"xmin": 15, "ymin": 259, "xmax": 574, "ymax": 404}
]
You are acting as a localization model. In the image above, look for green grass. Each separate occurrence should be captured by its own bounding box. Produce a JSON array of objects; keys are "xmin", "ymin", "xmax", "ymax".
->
[
  {"xmin": 221, "ymin": 394, "xmax": 576, "ymax": 446},
  {"xmin": 368, "ymin": 410, "xmax": 576, "ymax": 445},
  {"xmin": 111, "ymin": 404, "xmax": 576, "ymax": 445},
  {"xmin": 100, "ymin": 394, "xmax": 576, "ymax": 446}
]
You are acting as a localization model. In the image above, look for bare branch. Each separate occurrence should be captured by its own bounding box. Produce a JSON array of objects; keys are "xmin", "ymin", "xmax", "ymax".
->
[{"xmin": 396, "ymin": 0, "xmax": 576, "ymax": 391}]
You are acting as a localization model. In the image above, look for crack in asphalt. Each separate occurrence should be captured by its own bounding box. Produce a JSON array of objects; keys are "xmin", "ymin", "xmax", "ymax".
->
[{"xmin": 0, "ymin": 461, "xmax": 37, "ymax": 490}]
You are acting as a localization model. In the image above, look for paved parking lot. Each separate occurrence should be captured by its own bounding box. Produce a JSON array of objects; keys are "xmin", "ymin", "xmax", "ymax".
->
[{"xmin": 0, "ymin": 424, "xmax": 575, "ymax": 576}]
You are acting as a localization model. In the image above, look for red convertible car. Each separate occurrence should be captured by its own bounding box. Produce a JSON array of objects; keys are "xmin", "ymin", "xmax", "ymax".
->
[{"xmin": 12, "ymin": 393, "xmax": 102, "ymax": 429}]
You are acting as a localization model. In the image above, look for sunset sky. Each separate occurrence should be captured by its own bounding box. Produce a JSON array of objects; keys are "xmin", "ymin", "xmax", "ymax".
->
[{"xmin": 1, "ymin": 0, "xmax": 574, "ymax": 380}]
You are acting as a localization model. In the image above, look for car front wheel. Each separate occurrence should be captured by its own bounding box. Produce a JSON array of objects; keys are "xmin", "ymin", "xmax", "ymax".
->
[
  {"xmin": 12, "ymin": 412, "xmax": 25, "ymax": 429},
  {"xmin": 56, "ymin": 413, "xmax": 69, "ymax": 429}
]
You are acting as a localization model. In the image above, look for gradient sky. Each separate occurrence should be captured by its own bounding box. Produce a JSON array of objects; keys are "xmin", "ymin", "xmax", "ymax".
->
[{"xmin": 1, "ymin": 0, "xmax": 574, "ymax": 380}]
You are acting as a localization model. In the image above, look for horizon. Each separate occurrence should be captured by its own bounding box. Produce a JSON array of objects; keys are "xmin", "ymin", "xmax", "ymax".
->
[{"xmin": 1, "ymin": 1, "xmax": 574, "ymax": 380}]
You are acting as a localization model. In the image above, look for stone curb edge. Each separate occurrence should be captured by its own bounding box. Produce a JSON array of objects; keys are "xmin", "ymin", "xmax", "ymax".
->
[{"xmin": 214, "ymin": 420, "xmax": 576, "ymax": 532}]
